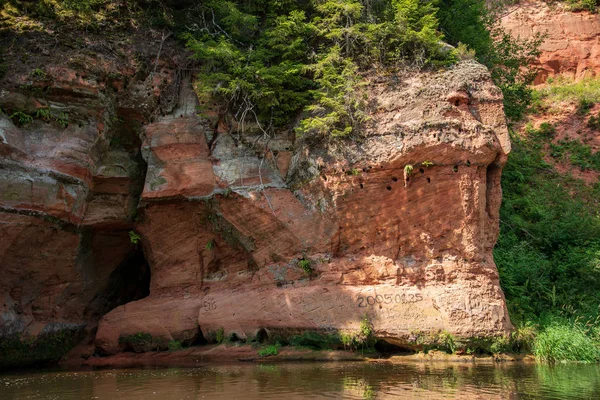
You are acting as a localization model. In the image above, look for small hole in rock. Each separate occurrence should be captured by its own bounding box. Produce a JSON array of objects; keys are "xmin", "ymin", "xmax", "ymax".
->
[
  {"xmin": 362, "ymin": 168, "xmax": 367, "ymax": 172},
  {"xmin": 419, "ymin": 168, "xmax": 424, "ymax": 174},
  {"xmin": 360, "ymin": 183, "xmax": 364, "ymax": 189},
  {"xmin": 406, "ymin": 177, "xmax": 410, "ymax": 182},
  {"xmin": 322, "ymin": 175, "xmax": 327, "ymax": 181},
  {"xmin": 386, "ymin": 186, "xmax": 392, "ymax": 191},
  {"xmin": 455, "ymin": 100, "xmax": 460, "ymax": 106},
  {"xmin": 392, "ymin": 177, "xmax": 398, "ymax": 182},
  {"xmin": 453, "ymin": 166, "xmax": 459, "ymax": 172},
  {"xmin": 427, "ymin": 177, "xmax": 431, "ymax": 183},
  {"xmin": 466, "ymin": 160, "xmax": 471, "ymax": 167}
]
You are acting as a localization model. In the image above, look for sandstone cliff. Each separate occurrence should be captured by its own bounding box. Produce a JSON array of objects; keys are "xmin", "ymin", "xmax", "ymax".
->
[
  {"xmin": 501, "ymin": 1, "xmax": 600, "ymax": 83},
  {"xmin": 0, "ymin": 29, "xmax": 512, "ymax": 363}
]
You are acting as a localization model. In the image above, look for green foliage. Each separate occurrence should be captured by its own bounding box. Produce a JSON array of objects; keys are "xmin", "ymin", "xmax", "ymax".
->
[
  {"xmin": 184, "ymin": 0, "xmax": 447, "ymax": 139},
  {"xmin": 421, "ymin": 160, "xmax": 434, "ymax": 167},
  {"xmin": 437, "ymin": 0, "xmax": 543, "ymax": 121},
  {"xmin": 421, "ymin": 330, "xmax": 456, "ymax": 354},
  {"xmin": 30, "ymin": 68, "xmax": 46, "ymax": 79},
  {"xmin": 168, "ymin": 340, "xmax": 183, "ymax": 351},
  {"xmin": 215, "ymin": 327, "xmax": 225, "ymax": 344},
  {"xmin": 588, "ymin": 111, "xmax": 600, "ymax": 130},
  {"xmin": 128, "ymin": 230, "xmax": 141, "ymax": 245},
  {"xmin": 495, "ymin": 124, "xmax": 600, "ymax": 361},
  {"xmin": 0, "ymin": 326, "xmax": 84, "ymax": 368},
  {"xmin": 525, "ymin": 122, "xmax": 556, "ymax": 139},
  {"xmin": 258, "ymin": 343, "xmax": 280, "ymax": 356},
  {"xmin": 205, "ymin": 239, "xmax": 215, "ymax": 251},
  {"xmin": 549, "ymin": 138, "xmax": 600, "ymax": 171},
  {"xmin": 118, "ymin": 332, "xmax": 160, "ymax": 353},
  {"xmin": 534, "ymin": 322, "xmax": 600, "ymax": 363},
  {"xmin": 576, "ymin": 98, "xmax": 595, "ymax": 115},
  {"xmin": 9, "ymin": 111, "xmax": 33, "ymax": 126},
  {"xmin": 354, "ymin": 314, "xmax": 375, "ymax": 349},
  {"xmin": 288, "ymin": 331, "xmax": 342, "ymax": 350},
  {"xmin": 539, "ymin": 77, "xmax": 600, "ymax": 104},
  {"xmin": 297, "ymin": 258, "xmax": 313, "ymax": 275},
  {"xmin": 567, "ymin": 0, "xmax": 599, "ymax": 12},
  {"xmin": 55, "ymin": 112, "xmax": 69, "ymax": 128}
]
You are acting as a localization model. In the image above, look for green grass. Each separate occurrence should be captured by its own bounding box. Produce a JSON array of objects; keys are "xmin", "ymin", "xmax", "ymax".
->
[
  {"xmin": 549, "ymin": 138, "xmax": 600, "ymax": 171},
  {"xmin": 534, "ymin": 323, "xmax": 600, "ymax": 363},
  {"xmin": 496, "ymin": 80, "xmax": 600, "ymax": 362},
  {"xmin": 258, "ymin": 344, "xmax": 280, "ymax": 357},
  {"xmin": 539, "ymin": 77, "xmax": 600, "ymax": 103}
]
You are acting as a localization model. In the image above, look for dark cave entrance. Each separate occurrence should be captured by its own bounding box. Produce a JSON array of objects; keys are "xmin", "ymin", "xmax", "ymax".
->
[{"xmin": 84, "ymin": 244, "xmax": 151, "ymax": 322}]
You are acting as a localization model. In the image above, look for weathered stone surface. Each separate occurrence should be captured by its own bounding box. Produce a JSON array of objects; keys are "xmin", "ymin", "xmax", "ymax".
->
[
  {"xmin": 501, "ymin": 1, "xmax": 600, "ymax": 83},
  {"xmin": 95, "ymin": 60, "xmax": 512, "ymax": 354},
  {"xmin": 0, "ymin": 29, "xmax": 176, "ymax": 347}
]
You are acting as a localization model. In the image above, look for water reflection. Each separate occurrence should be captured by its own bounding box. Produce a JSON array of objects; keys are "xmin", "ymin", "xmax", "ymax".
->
[{"xmin": 1, "ymin": 362, "xmax": 599, "ymax": 399}]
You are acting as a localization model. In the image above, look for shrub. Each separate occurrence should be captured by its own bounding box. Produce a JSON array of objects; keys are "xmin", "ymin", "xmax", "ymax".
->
[
  {"xmin": 289, "ymin": 331, "xmax": 341, "ymax": 350},
  {"xmin": 9, "ymin": 111, "xmax": 33, "ymax": 126},
  {"xmin": 297, "ymin": 258, "xmax": 313, "ymax": 275},
  {"xmin": 128, "ymin": 230, "xmax": 141, "ymax": 245},
  {"xmin": 258, "ymin": 344, "xmax": 280, "ymax": 357},
  {"xmin": 534, "ymin": 323, "xmax": 600, "ymax": 363},
  {"xmin": 118, "ymin": 332, "xmax": 155, "ymax": 353},
  {"xmin": 215, "ymin": 327, "xmax": 225, "ymax": 344},
  {"xmin": 168, "ymin": 340, "xmax": 183, "ymax": 351},
  {"xmin": 576, "ymin": 98, "xmax": 595, "ymax": 115},
  {"xmin": 587, "ymin": 112, "xmax": 600, "ymax": 130}
]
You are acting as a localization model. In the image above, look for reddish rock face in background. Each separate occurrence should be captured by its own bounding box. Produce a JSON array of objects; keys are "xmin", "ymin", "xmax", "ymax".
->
[
  {"xmin": 0, "ymin": 28, "xmax": 512, "ymax": 359},
  {"xmin": 501, "ymin": 1, "xmax": 600, "ymax": 83}
]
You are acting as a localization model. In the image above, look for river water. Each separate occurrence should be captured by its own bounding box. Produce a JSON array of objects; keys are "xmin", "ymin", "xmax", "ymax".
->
[{"xmin": 1, "ymin": 361, "xmax": 599, "ymax": 399}]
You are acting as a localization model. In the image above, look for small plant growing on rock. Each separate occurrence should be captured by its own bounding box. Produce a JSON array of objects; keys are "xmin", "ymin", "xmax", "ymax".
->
[
  {"xmin": 403, "ymin": 164, "xmax": 413, "ymax": 187},
  {"xmin": 9, "ymin": 111, "xmax": 33, "ymax": 126},
  {"xmin": 205, "ymin": 239, "xmax": 215, "ymax": 251},
  {"xmin": 129, "ymin": 230, "xmax": 141, "ymax": 245},
  {"xmin": 55, "ymin": 112, "xmax": 69, "ymax": 128},
  {"xmin": 168, "ymin": 340, "xmax": 183, "ymax": 351},
  {"xmin": 35, "ymin": 107, "xmax": 51, "ymax": 121},
  {"xmin": 258, "ymin": 343, "xmax": 280, "ymax": 357},
  {"xmin": 297, "ymin": 258, "xmax": 313, "ymax": 275},
  {"xmin": 215, "ymin": 327, "xmax": 225, "ymax": 344},
  {"xmin": 30, "ymin": 68, "xmax": 46, "ymax": 80},
  {"xmin": 421, "ymin": 160, "xmax": 434, "ymax": 168},
  {"xmin": 118, "ymin": 332, "xmax": 153, "ymax": 353},
  {"xmin": 355, "ymin": 315, "xmax": 375, "ymax": 350}
]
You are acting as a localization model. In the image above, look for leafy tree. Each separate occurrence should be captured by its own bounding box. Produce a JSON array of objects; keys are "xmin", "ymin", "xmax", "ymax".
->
[{"xmin": 183, "ymin": 0, "xmax": 446, "ymax": 139}]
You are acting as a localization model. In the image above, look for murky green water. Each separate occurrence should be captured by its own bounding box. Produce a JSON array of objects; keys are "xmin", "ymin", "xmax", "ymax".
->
[{"xmin": 1, "ymin": 362, "xmax": 599, "ymax": 399}]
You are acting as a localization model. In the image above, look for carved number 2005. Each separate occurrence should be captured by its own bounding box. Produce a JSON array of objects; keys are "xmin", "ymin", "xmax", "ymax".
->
[{"xmin": 357, "ymin": 293, "xmax": 423, "ymax": 308}]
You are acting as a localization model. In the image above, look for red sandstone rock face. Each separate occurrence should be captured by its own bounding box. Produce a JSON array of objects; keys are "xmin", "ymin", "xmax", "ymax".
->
[
  {"xmin": 0, "ymin": 30, "xmax": 178, "ymax": 341},
  {"xmin": 95, "ymin": 61, "xmax": 512, "ymax": 354},
  {"xmin": 0, "ymin": 30, "xmax": 512, "ymax": 356},
  {"xmin": 501, "ymin": 1, "xmax": 600, "ymax": 83}
]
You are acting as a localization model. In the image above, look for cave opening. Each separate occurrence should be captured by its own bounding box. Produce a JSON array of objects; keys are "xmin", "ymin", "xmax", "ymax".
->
[
  {"xmin": 84, "ymin": 244, "xmax": 151, "ymax": 322},
  {"xmin": 374, "ymin": 340, "xmax": 415, "ymax": 356}
]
